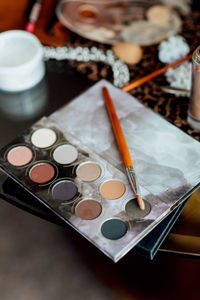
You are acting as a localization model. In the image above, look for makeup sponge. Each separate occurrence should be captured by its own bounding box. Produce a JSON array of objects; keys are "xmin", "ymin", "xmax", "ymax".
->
[
  {"xmin": 112, "ymin": 42, "xmax": 142, "ymax": 65},
  {"xmin": 146, "ymin": 5, "xmax": 171, "ymax": 27}
]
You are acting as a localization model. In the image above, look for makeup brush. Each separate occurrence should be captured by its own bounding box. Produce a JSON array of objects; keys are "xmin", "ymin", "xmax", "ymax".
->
[
  {"xmin": 160, "ymin": 85, "xmax": 190, "ymax": 96},
  {"xmin": 102, "ymin": 86, "xmax": 145, "ymax": 210},
  {"xmin": 25, "ymin": 0, "xmax": 43, "ymax": 33},
  {"xmin": 122, "ymin": 53, "xmax": 192, "ymax": 92}
]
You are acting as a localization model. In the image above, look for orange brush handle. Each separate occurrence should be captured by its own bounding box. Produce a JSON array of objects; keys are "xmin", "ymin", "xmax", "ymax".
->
[
  {"xmin": 102, "ymin": 86, "xmax": 132, "ymax": 167},
  {"xmin": 122, "ymin": 53, "xmax": 192, "ymax": 92}
]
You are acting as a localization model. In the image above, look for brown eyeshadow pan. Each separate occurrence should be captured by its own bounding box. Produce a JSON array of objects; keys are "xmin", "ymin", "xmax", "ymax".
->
[
  {"xmin": 29, "ymin": 162, "xmax": 55, "ymax": 184},
  {"xmin": 75, "ymin": 199, "xmax": 102, "ymax": 220}
]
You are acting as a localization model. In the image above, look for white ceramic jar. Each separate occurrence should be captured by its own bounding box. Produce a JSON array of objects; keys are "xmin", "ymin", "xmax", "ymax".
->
[{"xmin": 0, "ymin": 30, "xmax": 45, "ymax": 92}]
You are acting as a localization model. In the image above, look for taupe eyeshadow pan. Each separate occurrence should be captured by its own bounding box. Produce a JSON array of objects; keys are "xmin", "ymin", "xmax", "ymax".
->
[
  {"xmin": 75, "ymin": 199, "xmax": 102, "ymax": 220},
  {"xmin": 76, "ymin": 162, "xmax": 101, "ymax": 182}
]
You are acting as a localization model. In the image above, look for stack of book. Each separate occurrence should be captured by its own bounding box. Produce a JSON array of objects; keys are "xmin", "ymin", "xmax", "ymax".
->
[{"xmin": 0, "ymin": 80, "xmax": 199, "ymax": 261}]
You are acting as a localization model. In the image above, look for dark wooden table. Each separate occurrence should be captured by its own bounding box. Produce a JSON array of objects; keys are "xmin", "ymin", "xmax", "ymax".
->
[
  {"xmin": 0, "ymin": 1, "xmax": 200, "ymax": 298},
  {"xmin": 0, "ymin": 60, "xmax": 199, "ymax": 300}
]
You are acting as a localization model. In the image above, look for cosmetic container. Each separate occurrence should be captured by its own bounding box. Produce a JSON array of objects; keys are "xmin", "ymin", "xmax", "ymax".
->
[
  {"xmin": 0, "ymin": 30, "xmax": 45, "ymax": 92},
  {"xmin": 187, "ymin": 45, "xmax": 200, "ymax": 130}
]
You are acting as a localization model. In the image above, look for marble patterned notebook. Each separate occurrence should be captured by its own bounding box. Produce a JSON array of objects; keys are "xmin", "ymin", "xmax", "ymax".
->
[
  {"xmin": 51, "ymin": 79, "xmax": 200, "ymax": 206},
  {"xmin": 0, "ymin": 79, "xmax": 199, "ymax": 262}
]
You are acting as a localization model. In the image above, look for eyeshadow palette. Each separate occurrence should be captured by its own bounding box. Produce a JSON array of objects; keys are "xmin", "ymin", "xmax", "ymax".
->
[
  {"xmin": 0, "ymin": 117, "xmax": 157, "ymax": 262},
  {"xmin": 1, "ymin": 79, "xmax": 200, "ymax": 262}
]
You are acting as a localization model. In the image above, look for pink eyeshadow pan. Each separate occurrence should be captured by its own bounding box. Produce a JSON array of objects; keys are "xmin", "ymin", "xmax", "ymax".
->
[{"xmin": 7, "ymin": 146, "xmax": 33, "ymax": 166}]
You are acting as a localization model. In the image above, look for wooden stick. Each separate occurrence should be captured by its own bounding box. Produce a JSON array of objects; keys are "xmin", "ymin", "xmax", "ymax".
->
[
  {"xmin": 122, "ymin": 53, "xmax": 192, "ymax": 92},
  {"xmin": 102, "ymin": 86, "xmax": 145, "ymax": 210}
]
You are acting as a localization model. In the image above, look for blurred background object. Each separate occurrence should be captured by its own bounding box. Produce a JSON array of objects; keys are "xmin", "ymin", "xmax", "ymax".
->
[
  {"xmin": 0, "ymin": 77, "xmax": 48, "ymax": 121},
  {"xmin": 0, "ymin": 1, "xmax": 200, "ymax": 300},
  {"xmin": 0, "ymin": 30, "xmax": 45, "ymax": 92},
  {"xmin": 56, "ymin": 0, "xmax": 182, "ymax": 45}
]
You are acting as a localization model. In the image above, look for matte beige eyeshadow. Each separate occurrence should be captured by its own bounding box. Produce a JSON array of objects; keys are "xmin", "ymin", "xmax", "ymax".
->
[
  {"xmin": 112, "ymin": 42, "xmax": 142, "ymax": 65},
  {"xmin": 76, "ymin": 162, "xmax": 101, "ymax": 182},
  {"xmin": 7, "ymin": 146, "xmax": 33, "ymax": 166},
  {"xmin": 100, "ymin": 179, "xmax": 126, "ymax": 200}
]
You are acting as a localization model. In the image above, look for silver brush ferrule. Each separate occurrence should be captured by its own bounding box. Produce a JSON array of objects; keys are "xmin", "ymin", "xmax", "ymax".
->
[{"xmin": 126, "ymin": 166, "xmax": 140, "ymax": 195}]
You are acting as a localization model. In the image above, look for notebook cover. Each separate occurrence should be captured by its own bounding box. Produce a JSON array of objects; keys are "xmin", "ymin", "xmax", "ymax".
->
[
  {"xmin": 160, "ymin": 188, "xmax": 200, "ymax": 256},
  {"xmin": 50, "ymin": 79, "xmax": 200, "ymax": 205},
  {"xmin": 134, "ymin": 198, "xmax": 189, "ymax": 259}
]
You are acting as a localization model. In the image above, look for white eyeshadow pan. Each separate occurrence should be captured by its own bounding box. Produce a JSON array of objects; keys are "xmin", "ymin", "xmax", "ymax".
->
[
  {"xmin": 31, "ymin": 128, "xmax": 57, "ymax": 148},
  {"xmin": 53, "ymin": 144, "xmax": 78, "ymax": 164}
]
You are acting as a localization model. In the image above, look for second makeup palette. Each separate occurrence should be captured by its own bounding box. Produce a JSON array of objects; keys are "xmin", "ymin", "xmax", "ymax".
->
[{"xmin": 0, "ymin": 117, "xmax": 154, "ymax": 262}]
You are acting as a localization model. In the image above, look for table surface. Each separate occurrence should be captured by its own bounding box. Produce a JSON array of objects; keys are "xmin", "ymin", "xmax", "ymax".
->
[
  {"xmin": 0, "ymin": 1, "xmax": 200, "ymax": 298},
  {"xmin": 0, "ymin": 60, "xmax": 200, "ymax": 300}
]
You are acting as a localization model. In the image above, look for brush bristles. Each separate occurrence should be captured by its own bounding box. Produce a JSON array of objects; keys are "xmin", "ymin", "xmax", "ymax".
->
[{"xmin": 136, "ymin": 194, "xmax": 145, "ymax": 210}]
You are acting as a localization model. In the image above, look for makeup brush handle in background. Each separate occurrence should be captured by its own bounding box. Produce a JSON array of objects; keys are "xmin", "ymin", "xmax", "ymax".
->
[
  {"xmin": 122, "ymin": 53, "xmax": 192, "ymax": 92},
  {"xmin": 46, "ymin": 0, "xmax": 59, "ymax": 34},
  {"xmin": 25, "ymin": 0, "xmax": 43, "ymax": 33},
  {"xmin": 160, "ymin": 86, "xmax": 190, "ymax": 96},
  {"xmin": 102, "ymin": 86, "xmax": 132, "ymax": 167}
]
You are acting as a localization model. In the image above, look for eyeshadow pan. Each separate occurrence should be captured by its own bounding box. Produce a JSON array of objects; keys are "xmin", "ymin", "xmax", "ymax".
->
[
  {"xmin": 7, "ymin": 146, "xmax": 33, "ymax": 166},
  {"xmin": 31, "ymin": 128, "xmax": 57, "ymax": 148},
  {"xmin": 76, "ymin": 162, "xmax": 101, "ymax": 182},
  {"xmin": 52, "ymin": 180, "xmax": 78, "ymax": 201},
  {"xmin": 101, "ymin": 219, "xmax": 127, "ymax": 240},
  {"xmin": 29, "ymin": 163, "xmax": 55, "ymax": 183},
  {"xmin": 100, "ymin": 179, "xmax": 126, "ymax": 200},
  {"xmin": 53, "ymin": 144, "xmax": 78, "ymax": 164},
  {"xmin": 125, "ymin": 198, "xmax": 151, "ymax": 219},
  {"xmin": 75, "ymin": 199, "xmax": 102, "ymax": 220}
]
